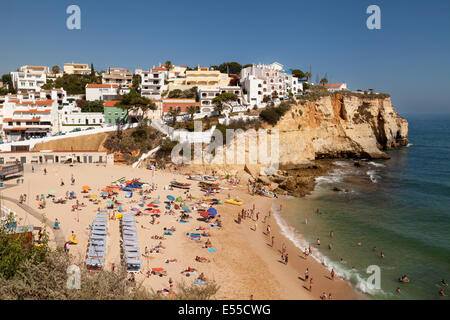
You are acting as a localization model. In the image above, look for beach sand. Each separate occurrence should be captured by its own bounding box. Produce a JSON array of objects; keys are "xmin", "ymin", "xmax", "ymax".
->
[{"xmin": 1, "ymin": 163, "xmax": 359, "ymax": 300}]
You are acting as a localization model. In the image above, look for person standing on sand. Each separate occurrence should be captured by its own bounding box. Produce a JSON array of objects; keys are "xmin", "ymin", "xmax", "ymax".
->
[
  {"xmin": 328, "ymin": 293, "xmax": 332, "ymax": 300},
  {"xmin": 271, "ymin": 236, "xmax": 275, "ymax": 247},
  {"xmin": 331, "ymin": 269, "xmax": 335, "ymax": 280},
  {"xmin": 284, "ymin": 253, "xmax": 289, "ymax": 265},
  {"xmin": 44, "ymin": 168, "xmax": 47, "ymax": 175},
  {"xmin": 309, "ymin": 277, "xmax": 313, "ymax": 292},
  {"xmin": 305, "ymin": 268, "xmax": 309, "ymax": 281}
]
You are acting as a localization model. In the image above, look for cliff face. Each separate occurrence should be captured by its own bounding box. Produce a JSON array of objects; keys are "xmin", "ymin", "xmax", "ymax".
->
[{"xmin": 274, "ymin": 93, "xmax": 408, "ymax": 164}]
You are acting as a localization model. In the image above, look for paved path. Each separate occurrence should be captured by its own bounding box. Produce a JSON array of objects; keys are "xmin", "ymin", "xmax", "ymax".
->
[{"xmin": 2, "ymin": 190, "xmax": 65, "ymax": 248}]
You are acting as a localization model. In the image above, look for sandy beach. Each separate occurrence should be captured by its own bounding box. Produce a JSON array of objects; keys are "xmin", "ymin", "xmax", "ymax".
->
[{"xmin": 1, "ymin": 163, "xmax": 360, "ymax": 300}]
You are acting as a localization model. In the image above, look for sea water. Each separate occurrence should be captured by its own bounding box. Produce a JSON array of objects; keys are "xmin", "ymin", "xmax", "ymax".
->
[{"xmin": 275, "ymin": 115, "xmax": 450, "ymax": 299}]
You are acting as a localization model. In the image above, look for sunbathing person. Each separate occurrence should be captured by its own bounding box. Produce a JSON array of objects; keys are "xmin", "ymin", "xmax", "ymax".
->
[
  {"xmin": 195, "ymin": 256, "xmax": 210, "ymax": 263},
  {"xmin": 197, "ymin": 273, "xmax": 207, "ymax": 282}
]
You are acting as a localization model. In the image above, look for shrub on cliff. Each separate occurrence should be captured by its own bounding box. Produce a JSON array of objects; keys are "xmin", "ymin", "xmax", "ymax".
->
[{"xmin": 259, "ymin": 102, "xmax": 291, "ymax": 125}]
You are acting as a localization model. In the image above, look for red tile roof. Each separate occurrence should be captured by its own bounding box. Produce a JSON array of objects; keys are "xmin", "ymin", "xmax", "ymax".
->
[
  {"xmin": 104, "ymin": 100, "xmax": 120, "ymax": 107},
  {"xmin": 86, "ymin": 84, "xmax": 118, "ymax": 88}
]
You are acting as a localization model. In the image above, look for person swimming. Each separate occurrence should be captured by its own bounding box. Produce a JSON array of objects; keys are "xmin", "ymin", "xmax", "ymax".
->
[{"xmin": 399, "ymin": 275, "xmax": 409, "ymax": 282}]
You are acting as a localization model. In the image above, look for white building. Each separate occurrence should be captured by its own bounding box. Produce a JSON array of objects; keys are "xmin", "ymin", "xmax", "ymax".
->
[
  {"xmin": 321, "ymin": 83, "xmax": 348, "ymax": 92},
  {"xmin": 140, "ymin": 66, "xmax": 168, "ymax": 99},
  {"xmin": 102, "ymin": 67, "xmax": 132, "ymax": 93},
  {"xmin": 59, "ymin": 104, "xmax": 104, "ymax": 133},
  {"xmin": 64, "ymin": 62, "xmax": 90, "ymax": 75},
  {"xmin": 10, "ymin": 66, "xmax": 49, "ymax": 92},
  {"xmin": 85, "ymin": 84, "xmax": 120, "ymax": 101},
  {"xmin": 1, "ymin": 95, "xmax": 60, "ymax": 141},
  {"xmin": 240, "ymin": 62, "xmax": 302, "ymax": 108},
  {"xmin": 197, "ymin": 86, "xmax": 244, "ymax": 115}
]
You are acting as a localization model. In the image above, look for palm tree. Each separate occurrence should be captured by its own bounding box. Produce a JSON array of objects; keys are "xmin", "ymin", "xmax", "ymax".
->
[
  {"xmin": 304, "ymin": 72, "xmax": 312, "ymax": 82},
  {"xmin": 169, "ymin": 108, "xmax": 180, "ymax": 124},
  {"xmin": 186, "ymin": 106, "xmax": 196, "ymax": 120}
]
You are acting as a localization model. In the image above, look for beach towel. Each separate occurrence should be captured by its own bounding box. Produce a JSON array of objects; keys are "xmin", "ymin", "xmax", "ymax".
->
[
  {"xmin": 193, "ymin": 280, "xmax": 206, "ymax": 285},
  {"xmin": 207, "ymin": 248, "xmax": 216, "ymax": 253},
  {"xmin": 164, "ymin": 231, "xmax": 173, "ymax": 235},
  {"xmin": 179, "ymin": 221, "xmax": 188, "ymax": 223}
]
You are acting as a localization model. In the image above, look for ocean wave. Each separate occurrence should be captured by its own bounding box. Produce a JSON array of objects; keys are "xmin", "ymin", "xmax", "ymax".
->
[
  {"xmin": 407, "ymin": 143, "xmax": 413, "ymax": 147},
  {"xmin": 315, "ymin": 175, "xmax": 343, "ymax": 184},
  {"xmin": 333, "ymin": 160, "xmax": 352, "ymax": 168},
  {"xmin": 271, "ymin": 203, "xmax": 387, "ymax": 297},
  {"xmin": 367, "ymin": 170, "xmax": 380, "ymax": 183},
  {"xmin": 368, "ymin": 161, "xmax": 386, "ymax": 168}
]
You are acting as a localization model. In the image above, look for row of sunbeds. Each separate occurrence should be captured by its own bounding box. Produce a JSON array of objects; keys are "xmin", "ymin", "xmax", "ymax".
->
[
  {"xmin": 85, "ymin": 213, "xmax": 109, "ymax": 272},
  {"xmin": 120, "ymin": 212, "xmax": 142, "ymax": 273}
]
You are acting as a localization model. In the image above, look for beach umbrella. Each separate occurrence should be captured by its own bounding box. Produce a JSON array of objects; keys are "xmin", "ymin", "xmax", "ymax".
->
[
  {"xmin": 82, "ymin": 185, "xmax": 91, "ymax": 191},
  {"xmin": 166, "ymin": 195, "xmax": 175, "ymax": 201},
  {"xmin": 90, "ymin": 194, "xmax": 98, "ymax": 198},
  {"xmin": 151, "ymin": 209, "xmax": 161, "ymax": 214},
  {"xmin": 147, "ymin": 203, "xmax": 155, "ymax": 207},
  {"xmin": 200, "ymin": 211, "xmax": 210, "ymax": 218},
  {"xmin": 175, "ymin": 196, "xmax": 183, "ymax": 202},
  {"xmin": 207, "ymin": 208, "xmax": 217, "ymax": 216}
]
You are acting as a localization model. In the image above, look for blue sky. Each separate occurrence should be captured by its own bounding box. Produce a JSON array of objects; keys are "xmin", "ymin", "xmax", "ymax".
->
[{"xmin": 1, "ymin": 0, "xmax": 449, "ymax": 115}]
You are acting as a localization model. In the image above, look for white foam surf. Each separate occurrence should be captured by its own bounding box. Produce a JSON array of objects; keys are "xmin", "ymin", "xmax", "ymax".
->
[
  {"xmin": 271, "ymin": 203, "xmax": 388, "ymax": 297},
  {"xmin": 368, "ymin": 161, "xmax": 385, "ymax": 168}
]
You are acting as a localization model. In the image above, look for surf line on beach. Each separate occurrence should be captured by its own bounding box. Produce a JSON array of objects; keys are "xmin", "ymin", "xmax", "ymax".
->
[{"xmin": 271, "ymin": 200, "xmax": 385, "ymax": 297}]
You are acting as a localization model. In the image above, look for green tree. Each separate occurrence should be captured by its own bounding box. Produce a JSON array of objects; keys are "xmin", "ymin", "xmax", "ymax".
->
[
  {"xmin": 212, "ymin": 92, "xmax": 238, "ymax": 115},
  {"xmin": 168, "ymin": 89, "xmax": 183, "ymax": 98},
  {"xmin": 164, "ymin": 60, "xmax": 172, "ymax": 71},
  {"xmin": 218, "ymin": 62, "xmax": 242, "ymax": 74},
  {"xmin": 117, "ymin": 88, "xmax": 157, "ymax": 124},
  {"xmin": 290, "ymin": 69, "xmax": 305, "ymax": 79},
  {"xmin": 52, "ymin": 65, "xmax": 60, "ymax": 74},
  {"xmin": 1, "ymin": 74, "xmax": 16, "ymax": 94},
  {"xmin": 76, "ymin": 100, "xmax": 104, "ymax": 113},
  {"xmin": 132, "ymin": 75, "xmax": 141, "ymax": 91},
  {"xmin": 320, "ymin": 77, "xmax": 328, "ymax": 85}
]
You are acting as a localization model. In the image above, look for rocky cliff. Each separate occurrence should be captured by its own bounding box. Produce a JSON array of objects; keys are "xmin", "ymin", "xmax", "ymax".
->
[{"xmin": 274, "ymin": 93, "xmax": 408, "ymax": 164}]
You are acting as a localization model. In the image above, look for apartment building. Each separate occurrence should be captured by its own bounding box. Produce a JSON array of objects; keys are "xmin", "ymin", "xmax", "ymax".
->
[
  {"xmin": 59, "ymin": 104, "xmax": 104, "ymax": 133},
  {"xmin": 85, "ymin": 84, "xmax": 120, "ymax": 101},
  {"xmin": 102, "ymin": 67, "xmax": 132, "ymax": 92},
  {"xmin": 240, "ymin": 62, "xmax": 302, "ymax": 107},
  {"xmin": 1, "ymin": 96, "xmax": 60, "ymax": 141},
  {"xmin": 10, "ymin": 65, "xmax": 49, "ymax": 92},
  {"xmin": 197, "ymin": 86, "xmax": 243, "ymax": 115},
  {"xmin": 103, "ymin": 100, "xmax": 127, "ymax": 125},
  {"xmin": 169, "ymin": 66, "xmax": 231, "ymax": 91},
  {"xmin": 140, "ymin": 66, "xmax": 168, "ymax": 99},
  {"xmin": 63, "ymin": 62, "xmax": 90, "ymax": 75}
]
